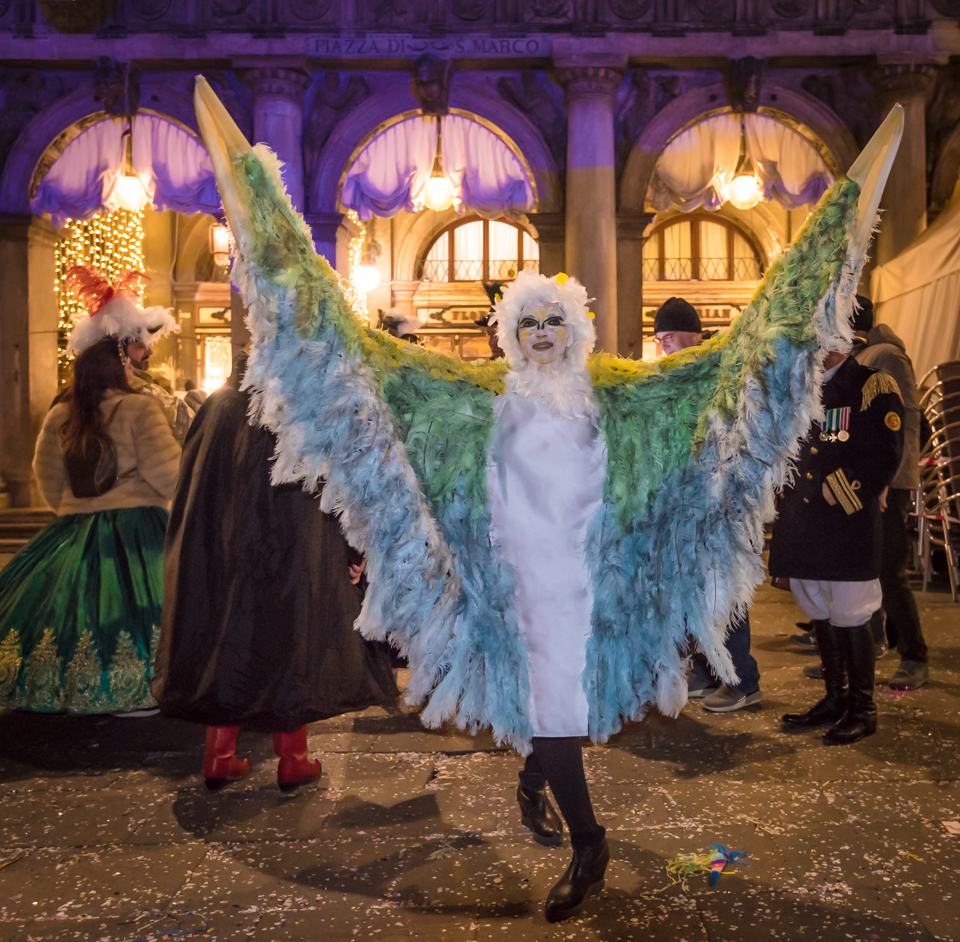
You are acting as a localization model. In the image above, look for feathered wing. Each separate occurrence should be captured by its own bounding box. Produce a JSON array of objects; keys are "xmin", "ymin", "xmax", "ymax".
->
[
  {"xmin": 194, "ymin": 78, "xmax": 538, "ymax": 750},
  {"xmin": 582, "ymin": 107, "xmax": 904, "ymax": 741}
]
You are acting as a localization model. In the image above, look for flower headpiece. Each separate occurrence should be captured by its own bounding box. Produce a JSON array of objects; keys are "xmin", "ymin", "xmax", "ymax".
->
[{"xmin": 64, "ymin": 265, "xmax": 178, "ymax": 355}]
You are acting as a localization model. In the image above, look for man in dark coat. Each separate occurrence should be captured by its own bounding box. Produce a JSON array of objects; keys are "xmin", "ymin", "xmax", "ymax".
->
[
  {"xmin": 151, "ymin": 357, "xmax": 398, "ymax": 789},
  {"xmin": 852, "ymin": 296, "xmax": 928, "ymax": 690},
  {"xmin": 769, "ymin": 347, "xmax": 904, "ymax": 745}
]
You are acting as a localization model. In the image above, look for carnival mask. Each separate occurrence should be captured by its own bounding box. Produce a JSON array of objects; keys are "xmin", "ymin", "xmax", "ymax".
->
[{"xmin": 517, "ymin": 303, "xmax": 568, "ymax": 365}]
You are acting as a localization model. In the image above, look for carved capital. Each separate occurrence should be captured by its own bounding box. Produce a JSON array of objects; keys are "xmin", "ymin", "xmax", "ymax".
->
[
  {"xmin": 246, "ymin": 67, "xmax": 311, "ymax": 103},
  {"xmin": 870, "ymin": 63, "xmax": 938, "ymax": 100},
  {"xmin": 616, "ymin": 212, "xmax": 655, "ymax": 241},
  {"xmin": 303, "ymin": 211, "xmax": 349, "ymax": 242},
  {"xmin": 556, "ymin": 66, "xmax": 623, "ymax": 105},
  {"xmin": 527, "ymin": 212, "xmax": 565, "ymax": 243}
]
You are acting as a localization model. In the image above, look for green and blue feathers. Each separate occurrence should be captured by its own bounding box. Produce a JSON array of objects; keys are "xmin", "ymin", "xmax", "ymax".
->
[{"xmin": 228, "ymin": 141, "xmax": 861, "ymax": 753}]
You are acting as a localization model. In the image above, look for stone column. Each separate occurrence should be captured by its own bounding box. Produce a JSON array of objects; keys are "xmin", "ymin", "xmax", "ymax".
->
[
  {"xmin": 871, "ymin": 63, "xmax": 936, "ymax": 266},
  {"xmin": 0, "ymin": 214, "xmax": 59, "ymax": 507},
  {"xmin": 246, "ymin": 67, "xmax": 311, "ymax": 212},
  {"xmin": 527, "ymin": 212, "xmax": 565, "ymax": 279},
  {"xmin": 304, "ymin": 211, "xmax": 346, "ymax": 269},
  {"xmin": 617, "ymin": 212, "xmax": 655, "ymax": 359},
  {"xmin": 556, "ymin": 61, "xmax": 623, "ymax": 354}
]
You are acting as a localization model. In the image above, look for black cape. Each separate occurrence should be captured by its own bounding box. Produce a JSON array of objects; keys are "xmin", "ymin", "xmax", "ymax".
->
[{"xmin": 151, "ymin": 370, "xmax": 397, "ymax": 732}]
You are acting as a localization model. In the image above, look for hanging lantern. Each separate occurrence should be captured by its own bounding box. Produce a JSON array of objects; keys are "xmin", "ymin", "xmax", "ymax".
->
[
  {"xmin": 209, "ymin": 222, "xmax": 232, "ymax": 267},
  {"xmin": 353, "ymin": 228, "xmax": 382, "ymax": 293},
  {"xmin": 727, "ymin": 123, "xmax": 763, "ymax": 211},
  {"xmin": 114, "ymin": 127, "xmax": 150, "ymax": 213},
  {"xmin": 422, "ymin": 120, "xmax": 455, "ymax": 213}
]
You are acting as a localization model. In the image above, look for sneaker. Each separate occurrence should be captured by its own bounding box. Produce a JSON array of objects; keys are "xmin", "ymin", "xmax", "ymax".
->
[
  {"xmin": 885, "ymin": 659, "xmax": 929, "ymax": 690},
  {"xmin": 702, "ymin": 685, "xmax": 762, "ymax": 713},
  {"xmin": 791, "ymin": 632, "xmax": 818, "ymax": 651},
  {"xmin": 688, "ymin": 679, "xmax": 720, "ymax": 699},
  {"xmin": 803, "ymin": 663, "xmax": 823, "ymax": 680}
]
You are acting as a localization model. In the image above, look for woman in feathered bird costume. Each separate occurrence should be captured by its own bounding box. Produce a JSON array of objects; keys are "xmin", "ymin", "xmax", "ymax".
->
[{"xmin": 189, "ymin": 78, "xmax": 901, "ymax": 922}]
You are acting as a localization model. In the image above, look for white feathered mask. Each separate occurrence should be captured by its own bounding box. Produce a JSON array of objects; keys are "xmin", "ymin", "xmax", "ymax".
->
[
  {"xmin": 65, "ymin": 266, "xmax": 178, "ymax": 355},
  {"xmin": 492, "ymin": 269, "xmax": 595, "ymax": 371}
]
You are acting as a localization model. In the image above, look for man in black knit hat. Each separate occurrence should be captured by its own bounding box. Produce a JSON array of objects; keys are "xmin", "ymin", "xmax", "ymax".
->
[{"xmin": 653, "ymin": 297, "xmax": 763, "ymax": 713}]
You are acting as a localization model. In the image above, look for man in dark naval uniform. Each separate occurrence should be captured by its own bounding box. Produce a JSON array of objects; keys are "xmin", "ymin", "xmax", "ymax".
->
[{"xmin": 769, "ymin": 346, "xmax": 904, "ymax": 745}]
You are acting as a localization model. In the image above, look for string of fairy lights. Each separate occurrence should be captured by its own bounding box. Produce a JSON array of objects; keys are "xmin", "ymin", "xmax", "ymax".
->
[
  {"xmin": 343, "ymin": 209, "xmax": 369, "ymax": 324},
  {"xmin": 54, "ymin": 209, "xmax": 145, "ymax": 383}
]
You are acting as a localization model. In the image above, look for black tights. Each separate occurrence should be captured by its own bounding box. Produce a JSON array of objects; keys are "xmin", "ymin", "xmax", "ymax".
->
[{"xmin": 520, "ymin": 736, "xmax": 605, "ymax": 851}]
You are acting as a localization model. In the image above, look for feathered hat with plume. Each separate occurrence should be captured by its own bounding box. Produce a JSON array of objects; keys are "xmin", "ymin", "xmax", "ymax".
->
[{"xmin": 65, "ymin": 266, "xmax": 178, "ymax": 355}]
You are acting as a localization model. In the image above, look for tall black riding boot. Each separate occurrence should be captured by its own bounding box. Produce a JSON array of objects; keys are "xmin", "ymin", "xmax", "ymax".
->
[
  {"xmin": 517, "ymin": 770, "xmax": 563, "ymax": 847},
  {"xmin": 782, "ymin": 620, "xmax": 847, "ymax": 728},
  {"xmin": 823, "ymin": 623, "xmax": 878, "ymax": 745}
]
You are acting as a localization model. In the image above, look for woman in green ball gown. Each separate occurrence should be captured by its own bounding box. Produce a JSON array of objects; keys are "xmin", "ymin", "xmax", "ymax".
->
[{"xmin": 0, "ymin": 332, "xmax": 181, "ymax": 713}]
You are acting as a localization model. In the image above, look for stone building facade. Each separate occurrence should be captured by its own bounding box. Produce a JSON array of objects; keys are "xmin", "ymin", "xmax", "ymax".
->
[{"xmin": 3, "ymin": 0, "xmax": 960, "ymax": 505}]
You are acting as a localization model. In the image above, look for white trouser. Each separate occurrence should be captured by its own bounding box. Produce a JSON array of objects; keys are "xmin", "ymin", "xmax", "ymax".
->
[{"xmin": 789, "ymin": 579, "xmax": 882, "ymax": 628}]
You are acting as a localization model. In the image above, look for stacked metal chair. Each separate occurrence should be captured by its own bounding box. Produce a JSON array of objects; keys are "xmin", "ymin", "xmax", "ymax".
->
[{"xmin": 916, "ymin": 361, "xmax": 960, "ymax": 600}]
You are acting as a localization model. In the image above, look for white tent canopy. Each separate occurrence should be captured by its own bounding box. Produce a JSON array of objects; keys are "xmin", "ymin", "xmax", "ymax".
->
[{"xmin": 872, "ymin": 194, "xmax": 960, "ymax": 379}]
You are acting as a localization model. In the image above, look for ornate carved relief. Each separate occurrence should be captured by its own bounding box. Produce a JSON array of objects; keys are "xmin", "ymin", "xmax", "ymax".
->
[
  {"xmin": 410, "ymin": 54, "xmax": 453, "ymax": 116},
  {"xmin": 202, "ymin": 71, "xmax": 254, "ymax": 139},
  {"xmin": 801, "ymin": 67, "xmax": 879, "ymax": 147},
  {"xmin": 0, "ymin": 0, "xmax": 10, "ymax": 16},
  {"xmin": 770, "ymin": 0, "xmax": 808, "ymax": 16},
  {"xmin": 452, "ymin": 0, "xmax": 490, "ymax": 19},
  {"xmin": 304, "ymin": 71, "xmax": 370, "ymax": 195},
  {"xmin": 931, "ymin": 0, "xmax": 960, "ymax": 13},
  {"xmin": 723, "ymin": 57, "xmax": 764, "ymax": 113},
  {"xmin": 608, "ymin": 0, "xmax": 651, "ymax": 19},
  {"xmin": 211, "ymin": 0, "xmax": 251, "ymax": 15},
  {"xmin": 289, "ymin": 0, "xmax": 333, "ymax": 18},
  {"xmin": 527, "ymin": 0, "xmax": 572, "ymax": 21},
  {"xmin": 38, "ymin": 0, "xmax": 118, "ymax": 32},
  {"xmin": 370, "ymin": 0, "xmax": 414, "ymax": 24},
  {"xmin": 128, "ymin": 0, "xmax": 171, "ymax": 19},
  {"xmin": 0, "ymin": 70, "xmax": 65, "ymax": 181},
  {"xmin": 94, "ymin": 57, "xmax": 142, "ymax": 118},
  {"xmin": 615, "ymin": 68, "xmax": 681, "ymax": 168},
  {"xmin": 498, "ymin": 70, "xmax": 566, "ymax": 166},
  {"xmin": 691, "ymin": 0, "xmax": 733, "ymax": 20},
  {"xmin": 556, "ymin": 66, "xmax": 623, "ymax": 104}
]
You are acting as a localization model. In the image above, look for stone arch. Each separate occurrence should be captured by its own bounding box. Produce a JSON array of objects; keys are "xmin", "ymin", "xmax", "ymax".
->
[
  {"xmin": 619, "ymin": 81, "xmax": 860, "ymax": 215},
  {"xmin": 931, "ymin": 120, "xmax": 960, "ymax": 217},
  {"xmin": 310, "ymin": 76, "xmax": 562, "ymax": 217},
  {"xmin": 0, "ymin": 77, "xmax": 200, "ymax": 215}
]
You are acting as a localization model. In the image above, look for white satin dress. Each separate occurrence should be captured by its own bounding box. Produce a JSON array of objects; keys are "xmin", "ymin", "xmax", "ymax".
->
[{"xmin": 487, "ymin": 391, "xmax": 607, "ymax": 737}]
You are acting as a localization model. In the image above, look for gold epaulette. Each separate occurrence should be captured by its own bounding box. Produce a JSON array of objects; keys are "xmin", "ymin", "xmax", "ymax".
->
[{"xmin": 861, "ymin": 371, "xmax": 902, "ymax": 411}]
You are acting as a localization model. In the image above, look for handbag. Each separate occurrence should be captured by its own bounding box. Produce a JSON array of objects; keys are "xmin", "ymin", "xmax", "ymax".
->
[{"xmin": 62, "ymin": 399, "xmax": 123, "ymax": 498}]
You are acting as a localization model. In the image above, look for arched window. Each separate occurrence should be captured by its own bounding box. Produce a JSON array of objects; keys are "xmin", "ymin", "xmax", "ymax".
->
[
  {"xmin": 420, "ymin": 217, "xmax": 539, "ymax": 283},
  {"xmin": 642, "ymin": 215, "xmax": 763, "ymax": 282}
]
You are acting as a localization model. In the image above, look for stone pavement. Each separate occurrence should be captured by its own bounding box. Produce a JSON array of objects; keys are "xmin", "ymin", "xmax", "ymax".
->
[{"xmin": 1, "ymin": 581, "xmax": 959, "ymax": 942}]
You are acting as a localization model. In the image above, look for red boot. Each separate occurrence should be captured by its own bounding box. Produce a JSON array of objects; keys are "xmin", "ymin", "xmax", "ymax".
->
[
  {"xmin": 203, "ymin": 726, "xmax": 250, "ymax": 789},
  {"xmin": 273, "ymin": 727, "xmax": 321, "ymax": 790}
]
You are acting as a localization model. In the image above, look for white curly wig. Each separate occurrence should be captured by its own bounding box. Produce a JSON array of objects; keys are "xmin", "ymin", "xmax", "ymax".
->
[
  {"xmin": 492, "ymin": 269, "xmax": 597, "ymax": 417},
  {"xmin": 67, "ymin": 297, "xmax": 178, "ymax": 355}
]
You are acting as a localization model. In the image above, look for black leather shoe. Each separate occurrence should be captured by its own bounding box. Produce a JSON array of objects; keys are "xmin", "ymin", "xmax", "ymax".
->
[
  {"xmin": 517, "ymin": 782, "xmax": 563, "ymax": 847},
  {"xmin": 545, "ymin": 837, "xmax": 609, "ymax": 923}
]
